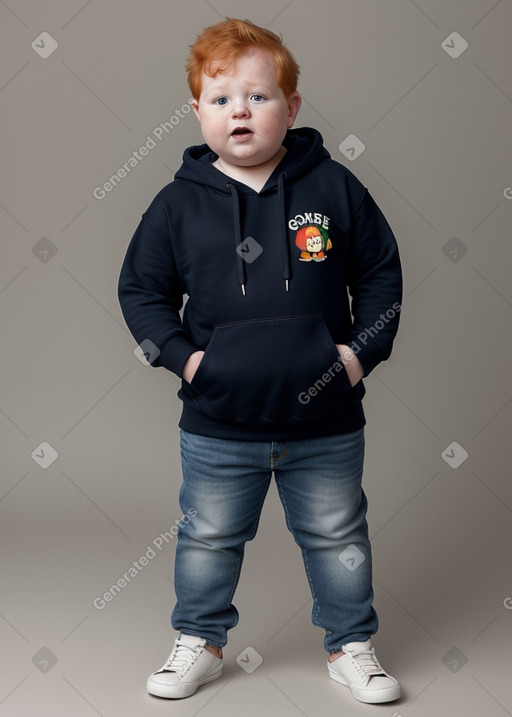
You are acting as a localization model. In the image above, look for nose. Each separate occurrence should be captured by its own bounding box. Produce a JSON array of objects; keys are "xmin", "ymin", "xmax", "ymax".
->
[{"xmin": 231, "ymin": 98, "xmax": 250, "ymax": 118}]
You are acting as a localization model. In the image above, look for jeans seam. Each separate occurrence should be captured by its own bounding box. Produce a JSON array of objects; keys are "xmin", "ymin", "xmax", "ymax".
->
[
  {"xmin": 274, "ymin": 474, "xmax": 321, "ymax": 625},
  {"xmin": 270, "ymin": 441, "xmax": 289, "ymax": 469},
  {"xmin": 302, "ymin": 547, "xmax": 321, "ymax": 625},
  {"xmin": 225, "ymin": 473, "xmax": 271, "ymax": 628},
  {"xmin": 226, "ymin": 551, "xmax": 242, "ymax": 628}
]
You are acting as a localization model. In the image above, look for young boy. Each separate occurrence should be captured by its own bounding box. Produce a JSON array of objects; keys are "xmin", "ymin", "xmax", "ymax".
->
[{"xmin": 118, "ymin": 17, "xmax": 402, "ymax": 705}]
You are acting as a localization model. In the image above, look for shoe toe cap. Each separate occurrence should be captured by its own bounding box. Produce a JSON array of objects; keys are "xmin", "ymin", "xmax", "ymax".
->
[
  {"xmin": 360, "ymin": 675, "xmax": 401, "ymax": 702},
  {"xmin": 148, "ymin": 670, "xmax": 180, "ymax": 687},
  {"xmin": 368, "ymin": 675, "xmax": 399, "ymax": 689}
]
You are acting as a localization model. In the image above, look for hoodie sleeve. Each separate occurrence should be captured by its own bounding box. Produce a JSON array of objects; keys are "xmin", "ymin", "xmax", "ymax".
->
[
  {"xmin": 346, "ymin": 188, "xmax": 403, "ymax": 377},
  {"xmin": 118, "ymin": 213, "xmax": 196, "ymax": 377}
]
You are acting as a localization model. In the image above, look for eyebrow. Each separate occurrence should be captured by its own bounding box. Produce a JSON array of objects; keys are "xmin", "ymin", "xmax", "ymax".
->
[{"xmin": 202, "ymin": 81, "xmax": 273, "ymax": 98}]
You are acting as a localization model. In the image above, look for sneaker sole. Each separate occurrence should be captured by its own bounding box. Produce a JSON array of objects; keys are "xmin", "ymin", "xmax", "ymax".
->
[
  {"xmin": 328, "ymin": 668, "xmax": 401, "ymax": 704},
  {"xmin": 147, "ymin": 668, "xmax": 223, "ymax": 699}
]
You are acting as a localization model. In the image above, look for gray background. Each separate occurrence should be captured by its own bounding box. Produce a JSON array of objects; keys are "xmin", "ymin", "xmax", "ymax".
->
[{"xmin": 1, "ymin": 1, "xmax": 511, "ymax": 715}]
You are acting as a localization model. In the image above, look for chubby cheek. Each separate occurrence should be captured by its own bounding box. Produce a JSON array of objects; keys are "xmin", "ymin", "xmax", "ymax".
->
[
  {"xmin": 251, "ymin": 121, "xmax": 280, "ymax": 151},
  {"xmin": 200, "ymin": 116, "xmax": 225, "ymax": 148},
  {"xmin": 261, "ymin": 108, "xmax": 290, "ymax": 142}
]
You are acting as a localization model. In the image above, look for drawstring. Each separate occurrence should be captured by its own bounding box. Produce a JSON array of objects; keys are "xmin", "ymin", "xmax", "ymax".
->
[
  {"xmin": 226, "ymin": 183, "xmax": 246, "ymax": 296},
  {"xmin": 226, "ymin": 174, "xmax": 291, "ymax": 296},
  {"xmin": 278, "ymin": 173, "xmax": 290, "ymax": 291}
]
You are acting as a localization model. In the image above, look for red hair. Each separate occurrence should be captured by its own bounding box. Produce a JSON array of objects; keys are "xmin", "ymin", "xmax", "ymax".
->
[{"xmin": 187, "ymin": 17, "xmax": 300, "ymax": 100}]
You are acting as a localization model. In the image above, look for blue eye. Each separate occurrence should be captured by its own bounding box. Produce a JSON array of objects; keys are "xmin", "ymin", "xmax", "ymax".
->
[
  {"xmin": 250, "ymin": 94, "xmax": 265, "ymax": 102},
  {"xmin": 215, "ymin": 97, "xmax": 228, "ymax": 105}
]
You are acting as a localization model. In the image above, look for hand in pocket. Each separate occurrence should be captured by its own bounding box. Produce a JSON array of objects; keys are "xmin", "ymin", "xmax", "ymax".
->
[
  {"xmin": 336, "ymin": 344, "xmax": 364, "ymax": 387},
  {"xmin": 182, "ymin": 350, "xmax": 205, "ymax": 384}
]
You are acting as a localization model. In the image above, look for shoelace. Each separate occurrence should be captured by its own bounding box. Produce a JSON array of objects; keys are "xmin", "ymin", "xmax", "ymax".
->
[
  {"xmin": 162, "ymin": 640, "xmax": 199, "ymax": 675},
  {"xmin": 346, "ymin": 647, "xmax": 385, "ymax": 686}
]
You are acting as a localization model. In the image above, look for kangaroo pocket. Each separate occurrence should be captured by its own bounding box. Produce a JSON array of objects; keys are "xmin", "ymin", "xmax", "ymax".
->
[{"xmin": 189, "ymin": 314, "xmax": 352, "ymax": 424}]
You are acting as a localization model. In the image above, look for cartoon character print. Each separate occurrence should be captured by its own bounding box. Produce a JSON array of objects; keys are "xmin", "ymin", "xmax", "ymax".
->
[{"xmin": 295, "ymin": 225, "xmax": 332, "ymax": 262}]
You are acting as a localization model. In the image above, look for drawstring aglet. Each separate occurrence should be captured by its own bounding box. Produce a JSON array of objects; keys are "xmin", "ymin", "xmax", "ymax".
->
[
  {"xmin": 241, "ymin": 284, "xmax": 246, "ymax": 296},
  {"xmin": 285, "ymin": 279, "xmax": 289, "ymax": 292}
]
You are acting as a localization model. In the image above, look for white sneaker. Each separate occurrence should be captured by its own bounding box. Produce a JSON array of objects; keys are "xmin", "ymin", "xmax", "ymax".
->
[
  {"xmin": 147, "ymin": 633, "xmax": 223, "ymax": 699},
  {"xmin": 327, "ymin": 639, "xmax": 401, "ymax": 704}
]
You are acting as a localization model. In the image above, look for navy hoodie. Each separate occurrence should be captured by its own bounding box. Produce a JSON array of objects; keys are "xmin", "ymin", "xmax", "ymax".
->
[{"xmin": 118, "ymin": 127, "xmax": 402, "ymax": 440}]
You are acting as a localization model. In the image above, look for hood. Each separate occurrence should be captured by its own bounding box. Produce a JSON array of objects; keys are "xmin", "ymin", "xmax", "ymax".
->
[
  {"xmin": 175, "ymin": 126, "xmax": 329, "ymax": 192},
  {"xmin": 174, "ymin": 127, "xmax": 330, "ymax": 295}
]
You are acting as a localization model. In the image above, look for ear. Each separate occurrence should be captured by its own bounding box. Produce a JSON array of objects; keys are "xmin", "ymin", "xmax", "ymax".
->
[
  {"xmin": 286, "ymin": 91, "xmax": 302, "ymax": 128},
  {"xmin": 190, "ymin": 98, "xmax": 201, "ymax": 121}
]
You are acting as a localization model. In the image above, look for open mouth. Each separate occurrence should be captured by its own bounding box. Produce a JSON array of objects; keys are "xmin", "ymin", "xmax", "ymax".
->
[{"xmin": 231, "ymin": 127, "xmax": 253, "ymax": 139}]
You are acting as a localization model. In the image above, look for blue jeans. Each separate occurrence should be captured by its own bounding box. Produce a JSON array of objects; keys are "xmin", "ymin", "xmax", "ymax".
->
[{"xmin": 171, "ymin": 428, "xmax": 378, "ymax": 653}]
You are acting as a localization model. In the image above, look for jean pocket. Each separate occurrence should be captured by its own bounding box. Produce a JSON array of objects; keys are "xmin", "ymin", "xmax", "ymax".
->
[{"xmin": 189, "ymin": 314, "xmax": 352, "ymax": 424}]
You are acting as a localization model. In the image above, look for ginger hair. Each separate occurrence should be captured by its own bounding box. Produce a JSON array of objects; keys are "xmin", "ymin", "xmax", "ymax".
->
[{"xmin": 187, "ymin": 17, "xmax": 300, "ymax": 100}]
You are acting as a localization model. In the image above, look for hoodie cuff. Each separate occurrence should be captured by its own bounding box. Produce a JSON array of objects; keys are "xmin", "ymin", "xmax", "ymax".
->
[
  {"xmin": 155, "ymin": 336, "xmax": 197, "ymax": 378},
  {"xmin": 349, "ymin": 337, "xmax": 386, "ymax": 378}
]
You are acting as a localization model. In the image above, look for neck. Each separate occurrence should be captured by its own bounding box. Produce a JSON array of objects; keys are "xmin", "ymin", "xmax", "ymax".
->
[{"xmin": 213, "ymin": 146, "xmax": 287, "ymax": 193}]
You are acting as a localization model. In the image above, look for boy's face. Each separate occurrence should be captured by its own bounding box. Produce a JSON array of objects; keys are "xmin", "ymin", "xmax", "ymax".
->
[
  {"xmin": 306, "ymin": 235, "xmax": 322, "ymax": 253},
  {"xmin": 191, "ymin": 48, "xmax": 301, "ymax": 171}
]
